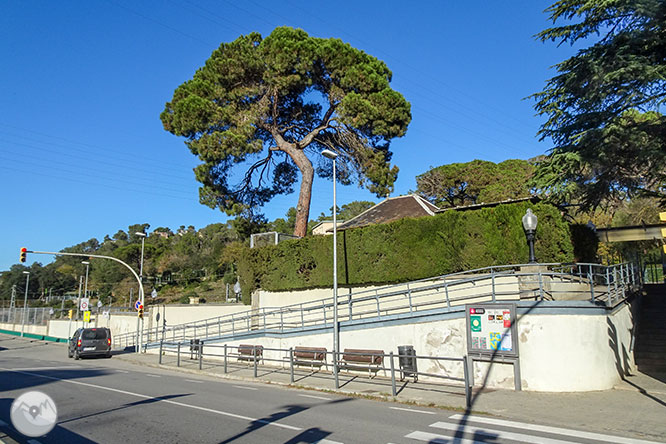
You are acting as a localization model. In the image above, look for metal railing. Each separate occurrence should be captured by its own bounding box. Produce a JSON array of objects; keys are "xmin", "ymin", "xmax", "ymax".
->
[
  {"xmin": 115, "ymin": 262, "xmax": 639, "ymax": 351},
  {"xmin": 157, "ymin": 340, "xmax": 472, "ymax": 407},
  {"xmin": 0, "ymin": 307, "xmax": 64, "ymax": 325}
]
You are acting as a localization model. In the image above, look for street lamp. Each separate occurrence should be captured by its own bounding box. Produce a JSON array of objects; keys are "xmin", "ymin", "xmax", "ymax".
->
[
  {"xmin": 20, "ymin": 271, "xmax": 29, "ymax": 337},
  {"xmin": 135, "ymin": 232, "xmax": 146, "ymax": 353},
  {"xmin": 321, "ymin": 148, "xmax": 340, "ymax": 387},
  {"xmin": 522, "ymin": 208, "xmax": 538, "ymax": 263}
]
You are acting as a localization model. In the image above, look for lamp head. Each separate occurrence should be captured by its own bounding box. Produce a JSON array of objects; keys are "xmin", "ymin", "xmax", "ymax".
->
[
  {"xmin": 522, "ymin": 208, "xmax": 538, "ymax": 232},
  {"xmin": 321, "ymin": 149, "xmax": 338, "ymax": 160},
  {"xmin": 135, "ymin": 232, "xmax": 146, "ymax": 237}
]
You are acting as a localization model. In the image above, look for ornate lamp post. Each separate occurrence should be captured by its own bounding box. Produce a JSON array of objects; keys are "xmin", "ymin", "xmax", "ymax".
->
[{"xmin": 522, "ymin": 208, "xmax": 538, "ymax": 263}]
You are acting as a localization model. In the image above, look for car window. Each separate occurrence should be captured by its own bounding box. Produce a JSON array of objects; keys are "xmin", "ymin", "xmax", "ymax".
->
[{"xmin": 81, "ymin": 329, "xmax": 108, "ymax": 340}]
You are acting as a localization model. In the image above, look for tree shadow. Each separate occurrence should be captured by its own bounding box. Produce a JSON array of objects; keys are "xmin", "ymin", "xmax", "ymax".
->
[{"xmin": 218, "ymin": 398, "xmax": 353, "ymax": 444}]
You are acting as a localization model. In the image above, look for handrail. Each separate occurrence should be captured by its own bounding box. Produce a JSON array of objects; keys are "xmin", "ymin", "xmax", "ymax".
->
[{"xmin": 114, "ymin": 262, "xmax": 639, "ymax": 350}]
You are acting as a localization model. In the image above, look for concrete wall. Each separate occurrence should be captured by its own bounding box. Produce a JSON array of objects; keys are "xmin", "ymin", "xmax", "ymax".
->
[
  {"xmin": 0, "ymin": 322, "xmax": 47, "ymax": 336},
  {"xmin": 147, "ymin": 304, "xmax": 249, "ymax": 330},
  {"xmin": 156, "ymin": 301, "xmax": 637, "ymax": 393}
]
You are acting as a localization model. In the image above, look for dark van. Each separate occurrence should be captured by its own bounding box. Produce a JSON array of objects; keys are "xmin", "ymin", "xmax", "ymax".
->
[{"xmin": 68, "ymin": 328, "xmax": 112, "ymax": 359}]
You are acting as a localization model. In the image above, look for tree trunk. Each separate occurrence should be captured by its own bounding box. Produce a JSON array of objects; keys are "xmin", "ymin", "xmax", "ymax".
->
[{"xmin": 284, "ymin": 147, "xmax": 314, "ymax": 238}]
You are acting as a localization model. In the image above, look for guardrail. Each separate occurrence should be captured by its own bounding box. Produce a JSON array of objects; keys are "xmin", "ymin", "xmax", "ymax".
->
[
  {"xmin": 114, "ymin": 262, "xmax": 639, "ymax": 351},
  {"xmin": 156, "ymin": 340, "xmax": 472, "ymax": 407}
]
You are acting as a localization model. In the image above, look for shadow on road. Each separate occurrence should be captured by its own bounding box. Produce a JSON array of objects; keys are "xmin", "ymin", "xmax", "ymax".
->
[{"xmin": 218, "ymin": 398, "xmax": 354, "ymax": 444}]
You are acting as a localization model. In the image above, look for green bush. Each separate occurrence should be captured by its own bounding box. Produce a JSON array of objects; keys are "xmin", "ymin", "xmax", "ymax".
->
[{"xmin": 234, "ymin": 202, "xmax": 583, "ymax": 296}]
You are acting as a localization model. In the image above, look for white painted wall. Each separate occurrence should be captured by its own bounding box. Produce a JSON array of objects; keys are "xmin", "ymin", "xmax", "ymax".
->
[
  {"xmin": 0, "ymin": 322, "xmax": 47, "ymax": 335},
  {"xmin": 153, "ymin": 302, "xmax": 637, "ymax": 393}
]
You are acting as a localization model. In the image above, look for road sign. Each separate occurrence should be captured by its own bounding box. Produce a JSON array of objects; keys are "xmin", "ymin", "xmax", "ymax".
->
[
  {"xmin": 151, "ymin": 288, "xmax": 158, "ymax": 299},
  {"xmin": 80, "ymin": 298, "xmax": 90, "ymax": 311},
  {"xmin": 135, "ymin": 300, "xmax": 143, "ymax": 310},
  {"xmin": 83, "ymin": 311, "xmax": 91, "ymax": 322}
]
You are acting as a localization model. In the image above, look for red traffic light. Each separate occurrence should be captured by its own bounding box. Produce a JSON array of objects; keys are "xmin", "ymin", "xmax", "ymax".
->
[{"xmin": 19, "ymin": 247, "xmax": 28, "ymax": 263}]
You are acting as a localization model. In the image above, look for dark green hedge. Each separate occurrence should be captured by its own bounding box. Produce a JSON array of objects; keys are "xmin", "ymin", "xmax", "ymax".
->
[{"xmin": 236, "ymin": 202, "xmax": 584, "ymax": 299}]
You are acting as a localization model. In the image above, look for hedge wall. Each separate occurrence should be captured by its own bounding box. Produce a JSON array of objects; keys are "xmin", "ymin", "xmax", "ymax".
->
[{"xmin": 235, "ymin": 202, "xmax": 594, "ymax": 300}]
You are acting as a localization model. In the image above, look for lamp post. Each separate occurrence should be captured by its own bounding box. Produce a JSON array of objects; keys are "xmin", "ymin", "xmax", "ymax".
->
[
  {"xmin": 20, "ymin": 271, "xmax": 29, "ymax": 337},
  {"xmin": 321, "ymin": 149, "xmax": 339, "ymax": 387},
  {"xmin": 522, "ymin": 208, "xmax": 538, "ymax": 263},
  {"xmin": 136, "ymin": 232, "xmax": 146, "ymax": 353},
  {"xmin": 82, "ymin": 261, "xmax": 90, "ymax": 326}
]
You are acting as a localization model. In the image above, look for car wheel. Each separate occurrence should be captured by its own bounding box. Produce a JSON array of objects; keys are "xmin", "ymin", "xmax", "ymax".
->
[
  {"xmin": 105, "ymin": 353, "xmax": 112, "ymax": 358},
  {"xmin": 68, "ymin": 349, "xmax": 73, "ymax": 358},
  {"xmin": 74, "ymin": 350, "xmax": 80, "ymax": 360}
]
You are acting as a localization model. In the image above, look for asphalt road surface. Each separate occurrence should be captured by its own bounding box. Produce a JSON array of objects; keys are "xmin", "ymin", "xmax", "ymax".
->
[{"xmin": 0, "ymin": 335, "xmax": 663, "ymax": 444}]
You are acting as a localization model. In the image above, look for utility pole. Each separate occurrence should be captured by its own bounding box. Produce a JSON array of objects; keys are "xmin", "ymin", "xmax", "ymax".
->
[{"xmin": 10, "ymin": 285, "xmax": 16, "ymax": 324}]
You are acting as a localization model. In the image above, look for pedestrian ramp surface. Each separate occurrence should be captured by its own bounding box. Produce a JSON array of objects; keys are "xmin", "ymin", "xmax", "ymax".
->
[{"xmin": 398, "ymin": 414, "xmax": 664, "ymax": 444}]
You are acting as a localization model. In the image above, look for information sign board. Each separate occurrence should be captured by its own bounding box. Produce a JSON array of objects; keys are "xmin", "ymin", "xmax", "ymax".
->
[{"xmin": 465, "ymin": 303, "xmax": 518, "ymax": 358}]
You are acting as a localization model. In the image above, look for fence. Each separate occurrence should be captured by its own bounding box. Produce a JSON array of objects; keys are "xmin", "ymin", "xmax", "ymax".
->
[
  {"xmin": 157, "ymin": 340, "xmax": 472, "ymax": 407},
  {"xmin": 0, "ymin": 307, "xmax": 62, "ymax": 325},
  {"xmin": 114, "ymin": 262, "xmax": 639, "ymax": 351}
]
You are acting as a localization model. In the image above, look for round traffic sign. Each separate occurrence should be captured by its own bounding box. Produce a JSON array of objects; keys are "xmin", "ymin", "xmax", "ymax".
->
[
  {"xmin": 135, "ymin": 300, "xmax": 143, "ymax": 310},
  {"xmin": 80, "ymin": 301, "xmax": 88, "ymax": 310}
]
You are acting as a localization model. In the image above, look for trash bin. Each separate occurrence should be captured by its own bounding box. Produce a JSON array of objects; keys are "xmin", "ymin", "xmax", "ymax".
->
[
  {"xmin": 190, "ymin": 339, "xmax": 201, "ymax": 359},
  {"xmin": 398, "ymin": 345, "xmax": 418, "ymax": 382}
]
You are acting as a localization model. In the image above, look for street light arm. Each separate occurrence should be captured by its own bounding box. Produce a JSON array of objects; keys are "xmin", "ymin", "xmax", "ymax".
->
[{"xmin": 26, "ymin": 250, "xmax": 144, "ymax": 301}]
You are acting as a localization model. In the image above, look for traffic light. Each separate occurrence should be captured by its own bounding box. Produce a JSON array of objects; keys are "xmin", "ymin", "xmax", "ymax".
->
[
  {"xmin": 19, "ymin": 247, "xmax": 27, "ymax": 263},
  {"xmin": 138, "ymin": 307, "xmax": 144, "ymax": 319},
  {"xmin": 68, "ymin": 309, "xmax": 73, "ymax": 319},
  {"xmin": 660, "ymin": 212, "xmax": 666, "ymax": 253}
]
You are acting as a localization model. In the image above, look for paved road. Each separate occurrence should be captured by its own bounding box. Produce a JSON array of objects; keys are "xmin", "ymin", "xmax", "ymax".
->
[{"xmin": 1, "ymin": 335, "xmax": 664, "ymax": 444}]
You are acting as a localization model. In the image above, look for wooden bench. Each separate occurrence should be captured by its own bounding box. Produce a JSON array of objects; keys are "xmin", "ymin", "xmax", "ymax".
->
[
  {"xmin": 338, "ymin": 348, "xmax": 385, "ymax": 378},
  {"xmin": 292, "ymin": 346, "xmax": 327, "ymax": 370},
  {"xmin": 237, "ymin": 344, "xmax": 263, "ymax": 364}
]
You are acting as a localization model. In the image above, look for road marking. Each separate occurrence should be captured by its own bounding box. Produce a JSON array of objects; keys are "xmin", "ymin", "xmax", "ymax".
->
[
  {"xmin": 315, "ymin": 440, "xmax": 343, "ymax": 444},
  {"xmin": 116, "ymin": 370, "xmax": 129, "ymax": 373},
  {"xmin": 298, "ymin": 394, "xmax": 330, "ymax": 401},
  {"xmin": 233, "ymin": 385, "xmax": 258, "ymax": 391},
  {"xmin": 0, "ymin": 367, "xmax": 301, "ymax": 431},
  {"xmin": 431, "ymin": 421, "xmax": 577, "ymax": 444},
  {"xmin": 448, "ymin": 414, "xmax": 665, "ymax": 444},
  {"xmin": 145, "ymin": 374, "xmax": 161, "ymax": 378},
  {"xmin": 389, "ymin": 406, "xmax": 436, "ymax": 415},
  {"xmin": 184, "ymin": 379, "xmax": 203, "ymax": 384},
  {"xmin": 405, "ymin": 431, "xmax": 485, "ymax": 443}
]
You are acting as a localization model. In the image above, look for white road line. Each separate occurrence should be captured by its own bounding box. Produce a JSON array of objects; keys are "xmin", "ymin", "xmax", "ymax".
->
[
  {"xmin": 233, "ymin": 385, "xmax": 258, "ymax": 391},
  {"xmin": 431, "ymin": 421, "xmax": 577, "ymax": 444},
  {"xmin": 145, "ymin": 374, "xmax": 161, "ymax": 378},
  {"xmin": 448, "ymin": 414, "xmax": 665, "ymax": 444},
  {"xmin": 389, "ymin": 406, "xmax": 436, "ymax": 415},
  {"xmin": 405, "ymin": 431, "xmax": 485, "ymax": 443},
  {"xmin": 184, "ymin": 379, "xmax": 203, "ymax": 384},
  {"xmin": 0, "ymin": 367, "xmax": 301, "ymax": 431},
  {"xmin": 315, "ymin": 440, "xmax": 343, "ymax": 444},
  {"xmin": 298, "ymin": 394, "xmax": 330, "ymax": 401}
]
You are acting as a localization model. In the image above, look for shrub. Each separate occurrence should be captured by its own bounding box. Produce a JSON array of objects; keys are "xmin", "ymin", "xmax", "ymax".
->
[{"xmin": 232, "ymin": 202, "xmax": 582, "ymax": 296}]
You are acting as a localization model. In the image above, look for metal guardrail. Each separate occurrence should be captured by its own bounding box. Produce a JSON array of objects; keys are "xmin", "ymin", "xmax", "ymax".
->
[
  {"xmin": 114, "ymin": 262, "xmax": 639, "ymax": 351},
  {"xmin": 157, "ymin": 340, "xmax": 472, "ymax": 407}
]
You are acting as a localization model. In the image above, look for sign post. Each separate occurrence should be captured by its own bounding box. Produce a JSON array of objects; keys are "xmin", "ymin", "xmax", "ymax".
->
[{"xmin": 465, "ymin": 303, "xmax": 521, "ymax": 391}]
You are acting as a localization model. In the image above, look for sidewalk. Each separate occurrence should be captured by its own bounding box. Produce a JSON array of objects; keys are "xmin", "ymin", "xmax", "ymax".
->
[{"xmin": 115, "ymin": 350, "xmax": 666, "ymax": 442}]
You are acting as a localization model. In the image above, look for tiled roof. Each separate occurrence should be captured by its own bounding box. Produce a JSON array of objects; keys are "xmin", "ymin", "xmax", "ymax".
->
[{"xmin": 334, "ymin": 195, "xmax": 439, "ymax": 231}]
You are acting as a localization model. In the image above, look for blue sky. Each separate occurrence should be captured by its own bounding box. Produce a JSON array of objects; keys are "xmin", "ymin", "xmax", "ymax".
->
[{"xmin": 0, "ymin": 1, "xmax": 577, "ymax": 271}]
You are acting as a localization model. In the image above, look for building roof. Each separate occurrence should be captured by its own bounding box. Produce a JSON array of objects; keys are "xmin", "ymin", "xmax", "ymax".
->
[
  {"xmin": 434, "ymin": 196, "xmax": 541, "ymax": 213},
  {"xmin": 334, "ymin": 195, "xmax": 439, "ymax": 232}
]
